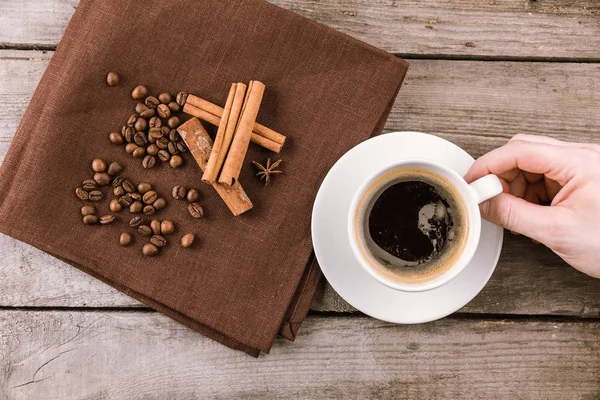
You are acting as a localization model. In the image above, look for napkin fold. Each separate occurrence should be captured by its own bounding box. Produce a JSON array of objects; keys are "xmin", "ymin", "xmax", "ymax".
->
[{"xmin": 0, "ymin": 0, "xmax": 408, "ymax": 356}]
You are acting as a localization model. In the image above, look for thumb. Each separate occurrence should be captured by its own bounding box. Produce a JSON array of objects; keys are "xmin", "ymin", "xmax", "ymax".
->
[{"xmin": 479, "ymin": 193, "xmax": 555, "ymax": 243}]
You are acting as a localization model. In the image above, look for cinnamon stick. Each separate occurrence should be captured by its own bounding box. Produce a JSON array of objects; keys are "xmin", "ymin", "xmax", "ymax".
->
[
  {"xmin": 183, "ymin": 103, "xmax": 283, "ymax": 153},
  {"xmin": 219, "ymin": 81, "xmax": 265, "ymax": 186},
  {"xmin": 202, "ymin": 83, "xmax": 237, "ymax": 184},
  {"xmin": 177, "ymin": 118, "xmax": 253, "ymax": 216},
  {"xmin": 186, "ymin": 93, "xmax": 286, "ymax": 150}
]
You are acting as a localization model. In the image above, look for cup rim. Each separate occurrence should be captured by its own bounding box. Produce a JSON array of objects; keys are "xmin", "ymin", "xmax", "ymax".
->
[{"xmin": 348, "ymin": 159, "xmax": 482, "ymax": 292}]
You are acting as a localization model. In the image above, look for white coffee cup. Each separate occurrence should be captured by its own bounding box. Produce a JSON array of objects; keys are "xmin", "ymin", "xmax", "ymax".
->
[{"xmin": 348, "ymin": 159, "xmax": 502, "ymax": 292}]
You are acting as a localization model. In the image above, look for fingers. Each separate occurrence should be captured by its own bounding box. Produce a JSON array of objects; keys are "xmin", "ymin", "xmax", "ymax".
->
[
  {"xmin": 509, "ymin": 134, "xmax": 586, "ymax": 148},
  {"xmin": 465, "ymin": 140, "xmax": 577, "ymax": 186},
  {"xmin": 479, "ymin": 193, "xmax": 556, "ymax": 243}
]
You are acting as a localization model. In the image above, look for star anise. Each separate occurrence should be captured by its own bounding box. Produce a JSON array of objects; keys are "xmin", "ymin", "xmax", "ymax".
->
[{"xmin": 252, "ymin": 158, "xmax": 283, "ymax": 186}]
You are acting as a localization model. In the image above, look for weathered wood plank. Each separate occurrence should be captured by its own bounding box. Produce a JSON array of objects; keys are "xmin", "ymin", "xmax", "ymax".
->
[
  {"xmin": 2, "ymin": 50, "xmax": 600, "ymax": 315},
  {"xmin": 1, "ymin": 0, "xmax": 600, "ymax": 59},
  {"xmin": 1, "ymin": 312, "xmax": 599, "ymax": 399}
]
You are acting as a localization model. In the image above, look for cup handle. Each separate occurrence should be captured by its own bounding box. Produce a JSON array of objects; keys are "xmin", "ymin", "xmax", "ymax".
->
[{"xmin": 468, "ymin": 174, "xmax": 503, "ymax": 204}]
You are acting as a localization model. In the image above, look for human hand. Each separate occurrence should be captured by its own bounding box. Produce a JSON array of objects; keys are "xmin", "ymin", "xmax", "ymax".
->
[{"xmin": 464, "ymin": 134, "xmax": 600, "ymax": 278}]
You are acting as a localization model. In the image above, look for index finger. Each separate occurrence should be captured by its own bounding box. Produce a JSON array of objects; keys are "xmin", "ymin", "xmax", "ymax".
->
[{"xmin": 464, "ymin": 140, "xmax": 576, "ymax": 186}]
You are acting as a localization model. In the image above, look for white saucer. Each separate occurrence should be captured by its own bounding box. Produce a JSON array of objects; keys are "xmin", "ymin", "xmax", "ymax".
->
[{"xmin": 311, "ymin": 132, "xmax": 504, "ymax": 323}]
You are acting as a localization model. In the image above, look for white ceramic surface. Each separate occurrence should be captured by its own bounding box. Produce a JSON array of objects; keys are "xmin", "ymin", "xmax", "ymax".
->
[{"xmin": 311, "ymin": 132, "xmax": 504, "ymax": 323}]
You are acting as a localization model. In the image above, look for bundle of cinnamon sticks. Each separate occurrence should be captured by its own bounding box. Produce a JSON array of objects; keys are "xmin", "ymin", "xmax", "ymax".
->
[{"xmin": 179, "ymin": 81, "xmax": 286, "ymax": 216}]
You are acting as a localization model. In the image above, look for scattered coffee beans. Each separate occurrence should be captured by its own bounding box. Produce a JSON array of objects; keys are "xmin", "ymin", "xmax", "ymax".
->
[
  {"xmin": 167, "ymin": 141, "xmax": 179, "ymax": 155},
  {"xmin": 134, "ymin": 118, "xmax": 148, "ymax": 132},
  {"xmin": 153, "ymin": 198, "xmax": 166, "ymax": 210},
  {"xmin": 157, "ymin": 137, "xmax": 169, "ymax": 149},
  {"xmin": 127, "ymin": 114, "xmax": 138, "ymax": 127},
  {"xmin": 76, "ymin": 188, "xmax": 89, "ymax": 200},
  {"xmin": 109, "ymin": 131, "xmax": 124, "ymax": 145},
  {"xmin": 167, "ymin": 116, "xmax": 180, "ymax": 129},
  {"xmin": 140, "ymin": 108, "xmax": 155, "ymax": 119},
  {"xmin": 172, "ymin": 185, "xmax": 186, "ymax": 200},
  {"xmin": 161, "ymin": 220, "xmax": 175, "ymax": 235},
  {"xmin": 157, "ymin": 104, "xmax": 171, "ymax": 119},
  {"xmin": 158, "ymin": 150, "xmax": 171, "ymax": 162},
  {"xmin": 92, "ymin": 158, "xmax": 107, "ymax": 172},
  {"xmin": 186, "ymin": 189, "xmax": 200, "ymax": 203},
  {"xmin": 135, "ymin": 103, "xmax": 148, "ymax": 114},
  {"xmin": 142, "ymin": 243, "xmax": 159, "ymax": 257},
  {"xmin": 100, "ymin": 215, "xmax": 116, "ymax": 225},
  {"xmin": 151, "ymin": 235, "xmax": 167, "ymax": 248},
  {"xmin": 125, "ymin": 126, "xmax": 135, "ymax": 143},
  {"xmin": 176, "ymin": 92, "xmax": 188, "ymax": 107},
  {"xmin": 145, "ymin": 96, "xmax": 160, "ymax": 109},
  {"xmin": 82, "ymin": 179, "xmax": 98, "ymax": 191},
  {"xmin": 137, "ymin": 183, "xmax": 152, "ymax": 194},
  {"xmin": 125, "ymin": 143, "xmax": 138, "ymax": 154},
  {"xmin": 132, "ymin": 85, "xmax": 148, "ymax": 100},
  {"xmin": 134, "ymin": 132, "xmax": 148, "ymax": 147},
  {"xmin": 119, "ymin": 195, "xmax": 133, "ymax": 207},
  {"xmin": 123, "ymin": 180, "xmax": 136, "ymax": 193},
  {"xmin": 107, "ymin": 161, "xmax": 123, "ymax": 176},
  {"xmin": 158, "ymin": 93, "xmax": 172, "ymax": 104},
  {"xmin": 106, "ymin": 72, "xmax": 119, "ymax": 87},
  {"xmin": 89, "ymin": 190, "xmax": 103, "ymax": 201},
  {"xmin": 130, "ymin": 216, "xmax": 143, "ymax": 228},
  {"xmin": 150, "ymin": 220, "xmax": 161, "ymax": 235},
  {"xmin": 176, "ymin": 142, "xmax": 188, "ymax": 153},
  {"xmin": 170, "ymin": 155, "xmax": 183, "ymax": 168},
  {"xmin": 81, "ymin": 205, "xmax": 95, "ymax": 216},
  {"xmin": 180, "ymin": 233, "xmax": 195, "ymax": 248},
  {"xmin": 168, "ymin": 102, "xmax": 180, "ymax": 112},
  {"xmin": 146, "ymin": 144, "xmax": 159, "ymax": 155},
  {"xmin": 130, "ymin": 192, "xmax": 142, "ymax": 201},
  {"xmin": 143, "ymin": 190, "xmax": 158, "ymax": 204},
  {"xmin": 113, "ymin": 186, "xmax": 125, "ymax": 196},
  {"xmin": 130, "ymin": 201, "xmax": 143, "ymax": 213},
  {"xmin": 120, "ymin": 232, "xmax": 132, "ymax": 246},
  {"xmin": 142, "ymin": 155, "xmax": 156, "ymax": 169},
  {"xmin": 143, "ymin": 205, "xmax": 156, "ymax": 216},
  {"xmin": 132, "ymin": 147, "xmax": 146, "ymax": 159},
  {"xmin": 188, "ymin": 203, "xmax": 204, "ymax": 219},
  {"xmin": 93, "ymin": 172, "xmax": 111, "ymax": 186},
  {"xmin": 83, "ymin": 215, "xmax": 98, "ymax": 225},
  {"xmin": 138, "ymin": 225, "xmax": 153, "ymax": 237},
  {"xmin": 110, "ymin": 199, "xmax": 122, "ymax": 212}
]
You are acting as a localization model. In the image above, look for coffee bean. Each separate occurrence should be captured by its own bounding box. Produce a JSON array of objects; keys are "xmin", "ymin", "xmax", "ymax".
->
[
  {"xmin": 93, "ymin": 172, "xmax": 111, "ymax": 186},
  {"xmin": 180, "ymin": 233, "xmax": 195, "ymax": 248},
  {"xmin": 176, "ymin": 141, "xmax": 188, "ymax": 153},
  {"xmin": 150, "ymin": 220, "xmax": 162, "ymax": 235},
  {"xmin": 122, "ymin": 180, "xmax": 136, "ymax": 193},
  {"xmin": 158, "ymin": 149, "xmax": 171, "ymax": 162},
  {"xmin": 143, "ymin": 205, "xmax": 156, "ymax": 216},
  {"xmin": 132, "ymin": 85, "xmax": 148, "ymax": 100},
  {"xmin": 172, "ymin": 185, "xmax": 186, "ymax": 200},
  {"xmin": 132, "ymin": 147, "xmax": 146, "ymax": 159},
  {"xmin": 168, "ymin": 101, "xmax": 181, "ymax": 112},
  {"xmin": 113, "ymin": 186, "xmax": 125, "ymax": 197},
  {"xmin": 138, "ymin": 225, "xmax": 152, "ymax": 237},
  {"xmin": 81, "ymin": 205, "xmax": 95, "ymax": 216},
  {"xmin": 109, "ymin": 131, "xmax": 124, "ymax": 145},
  {"xmin": 130, "ymin": 216, "xmax": 143, "ymax": 228},
  {"xmin": 76, "ymin": 188, "xmax": 89, "ymax": 201},
  {"xmin": 167, "ymin": 116, "xmax": 180, "ymax": 129},
  {"xmin": 99, "ymin": 214, "xmax": 116, "ymax": 225},
  {"xmin": 142, "ymin": 190, "xmax": 158, "ymax": 204},
  {"xmin": 134, "ymin": 117, "xmax": 148, "ymax": 132},
  {"xmin": 186, "ymin": 189, "xmax": 200, "ymax": 203},
  {"xmin": 91, "ymin": 158, "xmax": 107, "ymax": 172},
  {"xmin": 127, "ymin": 114, "xmax": 138, "ymax": 127},
  {"xmin": 142, "ymin": 243, "xmax": 159, "ymax": 257},
  {"xmin": 146, "ymin": 144, "xmax": 159, "ymax": 156},
  {"xmin": 158, "ymin": 93, "xmax": 172, "ymax": 104},
  {"xmin": 130, "ymin": 192, "xmax": 142, "ymax": 201},
  {"xmin": 134, "ymin": 131, "xmax": 148, "ymax": 147},
  {"xmin": 156, "ymin": 137, "xmax": 169, "ymax": 150},
  {"xmin": 149, "ymin": 127, "xmax": 163, "ymax": 139},
  {"xmin": 83, "ymin": 215, "xmax": 98, "ymax": 225},
  {"xmin": 130, "ymin": 201, "xmax": 143, "ymax": 213},
  {"xmin": 167, "ymin": 141, "xmax": 180, "ymax": 155},
  {"xmin": 168, "ymin": 129, "xmax": 180, "ymax": 142},
  {"xmin": 161, "ymin": 220, "xmax": 175, "ymax": 235},
  {"xmin": 176, "ymin": 92, "xmax": 188, "ymax": 106},
  {"xmin": 112, "ymin": 176, "xmax": 124, "ymax": 187},
  {"xmin": 88, "ymin": 190, "xmax": 103, "ymax": 201},
  {"xmin": 148, "ymin": 135, "xmax": 156, "ymax": 144},
  {"xmin": 125, "ymin": 143, "xmax": 138, "ymax": 154},
  {"xmin": 188, "ymin": 203, "xmax": 204, "ymax": 219},
  {"xmin": 120, "ymin": 232, "xmax": 132, "ymax": 247},
  {"xmin": 145, "ymin": 96, "xmax": 160, "ymax": 108},
  {"xmin": 137, "ymin": 183, "xmax": 152, "ymax": 194},
  {"xmin": 142, "ymin": 155, "xmax": 156, "ymax": 169},
  {"xmin": 106, "ymin": 71, "xmax": 119, "ymax": 87},
  {"xmin": 153, "ymin": 198, "xmax": 166, "ymax": 210},
  {"xmin": 107, "ymin": 161, "xmax": 123, "ymax": 176},
  {"xmin": 119, "ymin": 195, "xmax": 133, "ymax": 207},
  {"xmin": 135, "ymin": 102, "xmax": 148, "ymax": 114},
  {"xmin": 125, "ymin": 126, "xmax": 135, "ymax": 143},
  {"xmin": 82, "ymin": 179, "xmax": 98, "ymax": 191},
  {"xmin": 140, "ymin": 108, "xmax": 156, "ymax": 119},
  {"xmin": 121, "ymin": 125, "xmax": 127, "ymax": 135},
  {"xmin": 109, "ymin": 199, "xmax": 122, "ymax": 212},
  {"xmin": 161, "ymin": 126, "xmax": 171, "ymax": 136},
  {"xmin": 170, "ymin": 155, "xmax": 183, "ymax": 168},
  {"xmin": 149, "ymin": 117, "xmax": 162, "ymax": 129},
  {"xmin": 151, "ymin": 235, "xmax": 167, "ymax": 247},
  {"xmin": 157, "ymin": 104, "xmax": 171, "ymax": 119}
]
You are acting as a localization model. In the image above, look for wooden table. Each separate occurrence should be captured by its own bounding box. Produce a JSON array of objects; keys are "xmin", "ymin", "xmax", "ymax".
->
[{"xmin": 1, "ymin": 1, "xmax": 599, "ymax": 398}]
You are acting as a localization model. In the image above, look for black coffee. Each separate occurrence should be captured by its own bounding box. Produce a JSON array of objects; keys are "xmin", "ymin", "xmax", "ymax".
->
[{"xmin": 361, "ymin": 168, "xmax": 468, "ymax": 283}]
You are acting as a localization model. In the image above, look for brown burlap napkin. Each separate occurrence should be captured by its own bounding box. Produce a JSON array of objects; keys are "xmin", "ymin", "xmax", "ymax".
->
[{"xmin": 0, "ymin": 0, "xmax": 408, "ymax": 356}]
